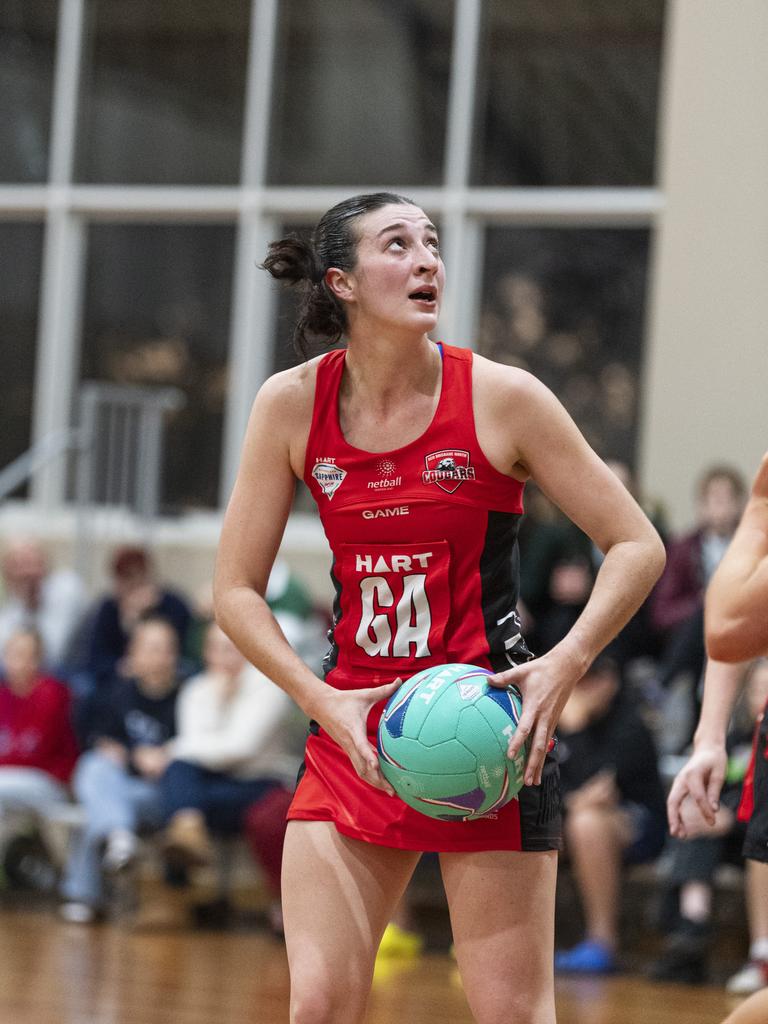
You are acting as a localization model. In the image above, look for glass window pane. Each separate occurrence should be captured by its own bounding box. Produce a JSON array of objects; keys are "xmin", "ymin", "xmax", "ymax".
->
[
  {"xmin": 268, "ymin": 0, "xmax": 454, "ymax": 186},
  {"xmin": 0, "ymin": 223, "xmax": 43, "ymax": 490},
  {"xmin": 0, "ymin": 1, "xmax": 57, "ymax": 182},
  {"xmin": 81, "ymin": 224, "xmax": 235, "ymax": 511},
  {"xmin": 76, "ymin": 1, "xmax": 250, "ymax": 184},
  {"xmin": 474, "ymin": 1, "xmax": 665, "ymax": 186},
  {"xmin": 478, "ymin": 228, "xmax": 650, "ymax": 466}
]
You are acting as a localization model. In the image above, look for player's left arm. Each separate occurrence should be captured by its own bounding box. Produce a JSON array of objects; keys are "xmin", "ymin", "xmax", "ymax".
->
[
  {"xmin": 481, "ymin": 366, "xmax": 666, "ymax": 785},
  {"xmin": 705, "ymin": 452, "xmax": 768, "ymax": 662}
]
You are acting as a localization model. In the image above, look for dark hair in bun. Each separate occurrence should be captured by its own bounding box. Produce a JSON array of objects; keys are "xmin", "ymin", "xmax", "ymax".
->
[{"xmin": 262, "ymin": 191, "xmax": 414, "ymax": 359}]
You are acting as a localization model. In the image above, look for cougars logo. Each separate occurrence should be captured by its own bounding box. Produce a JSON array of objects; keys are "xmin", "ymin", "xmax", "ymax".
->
[{"xmin": 422, "ymin": 449, "xmax": 476, "ymax": 494}]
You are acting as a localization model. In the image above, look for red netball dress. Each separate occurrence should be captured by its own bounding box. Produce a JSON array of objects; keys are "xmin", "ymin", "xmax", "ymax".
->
[{"xmin": 288, "ymin": 343, "xmax": 562, "ymax": 852}]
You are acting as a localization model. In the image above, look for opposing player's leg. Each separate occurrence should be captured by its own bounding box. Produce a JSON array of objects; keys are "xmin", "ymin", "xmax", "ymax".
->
[
  {"xmin": 282, "ymin": 821, "xmax": 420, "ymax": 1024},
  {"xmin": 440, "ymin": 848, "xmax": 557, "ymax": 1024},
  {"xmin": 722, "ymin": 988, "xmax": 768, "ymax": 1024}
]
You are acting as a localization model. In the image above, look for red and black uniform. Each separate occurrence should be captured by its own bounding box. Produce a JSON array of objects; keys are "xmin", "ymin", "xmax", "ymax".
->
[
  {"xmin": 288, "ymin": 343, "xmax": 562, "ymax": 852},
  {"xmin": 738, "ymin": 701, "xmax": 768, "ymax": 863}
]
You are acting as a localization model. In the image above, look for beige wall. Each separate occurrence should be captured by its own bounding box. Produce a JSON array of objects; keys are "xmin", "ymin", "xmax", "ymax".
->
[{"xmin": 640, "ymin": 0, "xmax": 768, "ymax": 531}]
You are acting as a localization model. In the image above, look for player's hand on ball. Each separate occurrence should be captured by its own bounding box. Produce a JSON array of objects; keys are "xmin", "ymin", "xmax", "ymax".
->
[
  {"xmin": 667, "ymin": 743, "xmax": 727, "ymax": 839},
  {"xmin": 488, "ymin": 651, "xmax": 577, "ymax": 787},
  {"xmin": 315, "ymin": 679, "xmax": 402, "ymax": 796}
]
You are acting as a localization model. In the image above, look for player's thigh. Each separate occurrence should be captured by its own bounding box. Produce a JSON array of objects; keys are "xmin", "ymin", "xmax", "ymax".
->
[
  {"xmin": 282, "ymin": 821, "xmax": 420, "ymax": 1020},
  {"xmin": 440, "ymin": 848, "xmax": 557, "ymax": 1024},
  {"xmin": 722, "ymin": 987, "xmax": 768, "ymax": 1024}
]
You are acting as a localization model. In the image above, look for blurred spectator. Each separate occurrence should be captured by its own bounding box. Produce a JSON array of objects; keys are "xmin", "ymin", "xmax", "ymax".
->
[
  {"xmin": 650, "ymin": 659, "xmax": 768, "ymax": 985},
  {"xmin": 518, "ymin": 486, "xmax": 595, "ymax": 654},
  {"xmin": 85, "ymin": 545, "xmax": 193, "ymax": 687},
  {"xmin": 266, "ymin": 558, "xmax": 326, "ymax": 673},
  {"xmin": 0, "ymin": 538, "xmax": 86, "ymax": 671},
  {"xmin": 59, "ymin": 614, "xmax": 182, "ymax": 923},
  {"xmin": 0, "ymin": 628, "xmax": 79, "ymax": 863},
  {"xmin": 155, "ymin": 623, "xmax": 294, "ymax": 931},
  {"xmin": 554, "ymin": 654, "xmax": 666, "ymax": 974},
  {"xmin": 651, "ymin": 466, "xmax": 745, "ymax": 692}
]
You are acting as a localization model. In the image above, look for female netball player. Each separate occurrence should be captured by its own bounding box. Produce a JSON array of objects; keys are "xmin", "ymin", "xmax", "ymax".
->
[
  {"xmin": 668, "ymin": 453, "xmax": 768, "ymax": 1024},
  {"xmin": 214, "ymin": 192, "xmax": 665, "ymax": 1024}
]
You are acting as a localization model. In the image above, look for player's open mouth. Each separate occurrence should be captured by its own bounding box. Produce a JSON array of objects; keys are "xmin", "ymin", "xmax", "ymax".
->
[{"xmin": 409, "ymin": 287, "xmax": 437, "ymax": 306}]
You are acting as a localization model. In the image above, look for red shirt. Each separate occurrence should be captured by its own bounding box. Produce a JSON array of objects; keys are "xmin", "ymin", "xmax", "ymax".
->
[
  {"xmin": 0, "ymin": 676, "xmax": 79, "ymax": 784},
  {"xmin": 289, "ymin": 344, "xmax": 535, "ymax": 850}
]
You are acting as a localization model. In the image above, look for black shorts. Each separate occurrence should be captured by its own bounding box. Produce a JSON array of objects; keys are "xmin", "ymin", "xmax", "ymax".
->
[{"xmin": 743, "ymin": 712, "xmax": 768, "ymax": 863}]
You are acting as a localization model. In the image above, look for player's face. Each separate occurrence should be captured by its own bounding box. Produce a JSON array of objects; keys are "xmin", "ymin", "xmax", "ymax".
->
[{"xmin": 338, "ymin": 204, "xmax": 445, "ymax": 336}]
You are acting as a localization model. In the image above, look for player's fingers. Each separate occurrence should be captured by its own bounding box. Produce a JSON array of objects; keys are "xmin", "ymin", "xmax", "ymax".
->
[
  {"xmin": 362, "ymin": 677, "xmax": 402, "ymax": 705},
  {"xmin": 506, "ymin": 709, "xmax": 534, "ymax": 762},
  {"xmin": 487, "ymin": 666, "xmax": 523, "ymax": 689},
  {"xmin": 525, "ymin": 720, "xmax": 551, "ymax": 787},
  {"xmin": 706, "ymin": 767, "xmax": 725, "ymax": 814},
  {"xmin": 667, "ymin": 783, "xmax": 687, "ymax": 838},
  {"xmin": 354, "ymin": 738, "xmax": 395, "ymax": 796},
  {"xmin": 687, "ymin": 773, "xmax": 716, "ymax": 827}
]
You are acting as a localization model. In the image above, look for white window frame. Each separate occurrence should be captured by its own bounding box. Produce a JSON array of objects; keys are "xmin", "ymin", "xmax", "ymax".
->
[{"xmin": 0, "ymin": 0, "xmax": 663, "ymax": 512}]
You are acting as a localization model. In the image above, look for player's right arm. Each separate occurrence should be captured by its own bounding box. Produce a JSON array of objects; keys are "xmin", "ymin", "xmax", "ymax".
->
[
  {"xmin": 213, "ymin": 368, "xmax": 397, "ymax": 794},
  {"xmin": 667, "ymin": 658, "xmax": 747, "ymax": 838},
  {"xmin": 706, "ymin": 452, "xmax": 768, "ymax": 662}
]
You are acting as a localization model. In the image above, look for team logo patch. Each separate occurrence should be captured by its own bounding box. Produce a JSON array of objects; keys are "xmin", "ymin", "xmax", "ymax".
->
[
  {"xmin": 422, "ymin": 449, "xmax": 476, "ymax": 494},
  {"xmin": 312, "ymin": 459, "xmax": 347, "ymax": 499}
]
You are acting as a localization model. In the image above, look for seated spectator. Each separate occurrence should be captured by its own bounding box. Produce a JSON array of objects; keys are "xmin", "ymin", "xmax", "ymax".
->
[
  {"xmin": 155, "ymin": 623, "xmax": 295, "ymax": 932},
  {"xmin": 650, "ymin": 658, "xmax": 768, "ymax": 985},
  {"xmin": 85, "ymin": 545, "xmax": 193, "ymax": 687},
  {"xmin": 651, "ymin": 466, "xmax": 746, "ymax": 738},
  {"xmin": 59, "ymin": 614, "xmax": 182, "ymax": 923},
  {"xmin": 554, "ymin": 653, "xmax": 667, "ymax": 974},
  {"xmin": 0, "ymin": 538, "xmax": 86, "ymax": 672},
  {"xmin": 0, "ymin": 628, "xmax": 79, "ymax": 859}
]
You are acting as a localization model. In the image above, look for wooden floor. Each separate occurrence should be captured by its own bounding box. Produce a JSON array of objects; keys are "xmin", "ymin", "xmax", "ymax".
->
[{"xmin": 0, "ymin": 900, "xmax": 745, "ymax": 1024}]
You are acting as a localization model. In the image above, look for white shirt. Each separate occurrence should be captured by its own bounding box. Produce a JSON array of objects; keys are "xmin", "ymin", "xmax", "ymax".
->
[
  {"xmin": 0, "ymin": 569, "xmax": 87, "ymax": 668},
  {"xmin": 168, "ymin": 665, "xmax": 301, "ymax": 784}
]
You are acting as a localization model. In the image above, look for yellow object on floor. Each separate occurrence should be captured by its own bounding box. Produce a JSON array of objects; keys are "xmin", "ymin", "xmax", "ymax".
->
[{"xmin": 376, "ymin": 922, "xmax": 424, "ymax": 959}]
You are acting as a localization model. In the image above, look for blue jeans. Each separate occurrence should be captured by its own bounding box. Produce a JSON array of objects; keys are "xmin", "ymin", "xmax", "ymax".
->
[
  {"xmin": 60, "ymin": 751, "xmax": 164, "ymax": 907},
  {"xmin": 160, "ymin": 760, "xmax": 281, "ymax": 835}
]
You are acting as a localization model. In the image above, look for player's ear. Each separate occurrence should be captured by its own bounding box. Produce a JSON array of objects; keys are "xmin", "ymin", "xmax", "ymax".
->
[{"xmin": 325, "ymin": 267, "xmax": 355, "ymax": 304}]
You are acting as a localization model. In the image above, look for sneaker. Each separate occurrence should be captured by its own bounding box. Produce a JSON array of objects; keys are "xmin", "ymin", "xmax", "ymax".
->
[
  {"xmin": 377, "ymin": 922, "xmax": 424, "ymax": 960},
  {"xmin": 102, "ymin": 829, "xmax": 138, "ymax": 874},
  {"xmin": 726, "ymin": 959, "xmax": 768, "ymax": 995},
  {"xmin": 648, "ymin": 920, "xmax": 710, "ymax": 985},
  {"xmin": 59, "ymin": 901, "xmax": 97, "ymax": 925},
  {"xmin": 555, "ymin": 939, "xmax": 617, "ymax": 975},
  {"xmin": 161, "ymin": 811, "xmax": 215, "ymax": 870}
]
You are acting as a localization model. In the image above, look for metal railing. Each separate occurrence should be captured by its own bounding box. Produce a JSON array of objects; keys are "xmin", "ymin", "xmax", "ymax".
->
[{"xmin": 1, "ymin": 382, "xmax": 184, "ymax": 579}]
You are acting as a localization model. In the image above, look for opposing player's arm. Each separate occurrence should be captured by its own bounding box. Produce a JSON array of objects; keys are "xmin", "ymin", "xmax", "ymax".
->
[
  {"xmin": 667, "ymin": 658, "xmax": 747, "ymax": 837},
  {"xmin": 478, "ymin": 363, "xmax": 666, "ymax": 785},
  {"xmin": 706, "ymin": 452, "xmax": 768, "ymax": 662}
]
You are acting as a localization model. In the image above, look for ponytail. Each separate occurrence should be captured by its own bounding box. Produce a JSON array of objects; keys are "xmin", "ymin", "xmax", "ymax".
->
[{"xmin": 262, "ymin": 191, "xmax": 414, "ymax": 360}]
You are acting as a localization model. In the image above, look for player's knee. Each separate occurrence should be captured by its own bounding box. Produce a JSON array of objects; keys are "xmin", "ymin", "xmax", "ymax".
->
[
  {"xmin": 290, "ymin": 976, "xmax": 363, "ymax": 1024},
  {"xmin": 565, "ymin": 804, "xmax": 608, "ymax": 841},
  {"xmin": 472, "ymin": 991, "xmax": 552, "ymax": 1024}
]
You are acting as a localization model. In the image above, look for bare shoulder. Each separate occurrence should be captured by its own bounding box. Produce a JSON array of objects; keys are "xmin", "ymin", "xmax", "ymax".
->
[
  {"xmin": 257, "ymin": 356, "xmax": 322, "ymax": 416},
  {"xmin": 472, "ymin": 352, "xmax": 551, "ymax": 400},
  {"xmin": 471, "ymin": 352, "xmax": 558, "ymax": 421},
  {"xmin": 243, "ymin": 355, "xmax": 324, "ymax": 476}
]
